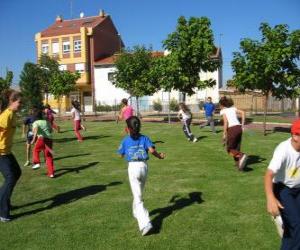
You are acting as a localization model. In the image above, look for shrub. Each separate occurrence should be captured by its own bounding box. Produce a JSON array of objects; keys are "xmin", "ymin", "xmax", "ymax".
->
[
  {"xmin": 153, "ymin": 99, "xmax": 162, "ymax": 112},
  {"xmin": 169, "ymin": 98, "xmax": 179, "ymax": 112}
]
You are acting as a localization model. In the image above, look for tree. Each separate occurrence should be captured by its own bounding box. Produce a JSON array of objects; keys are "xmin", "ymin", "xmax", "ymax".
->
[
  {"xmin": 113, "ymin": 45, "xmax": 159, "ymax": 115},
  {"xmin": 162, "ymin": 16, "xmax": 220, "ymax": 100},
  {"xmin": 19, "ymin": 62, "xmax": 44, "ymax": 111},
  {"xmin": 231, "ymin": 23, "xmax": 300, "ymax": 135},
  {"xmin": 0, "ymin": 70, "xmax": 13, "ymax": 94}
]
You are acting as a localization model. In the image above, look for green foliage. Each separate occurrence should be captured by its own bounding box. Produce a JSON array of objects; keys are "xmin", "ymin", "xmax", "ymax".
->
[
  {"xmin": 161, "ymin": 16, "xmax": 220, "ymax": 96},
  {"xmin": 19, "ymin": 62, "xmax": 43, "ymax": 110},
  {"xmin": 152, "ymin": 99, "xmax": 163, "ymax": 112},
  {"xmin": 96, "ymin": 102, "xmax": 121, "ymax": 112},
  {"xmin": 169, "ymin": 97, "xmax": 179, "ymax": 111},
  {"xmin": 0, "ymin": 70, "xmax": 13, "ymax": 94}
]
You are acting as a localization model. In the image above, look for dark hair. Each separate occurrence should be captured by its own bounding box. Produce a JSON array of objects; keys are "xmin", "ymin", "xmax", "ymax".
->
[
  {"xmin": 121, "ymin": 98, "xmax": 128, "ymax": 105},
  {"xmin": 219, "ymin": 96, "xmax": 234, "ymax": 108},
  {"xmin": 72, "ymin": 100, "xmax": 81, "ymax": 112},
  {"xmin": 126, "ymin": 116, "xmax": 141, "ymax": 139},
  {"xmin": 44, "ymin": 104, "xmax": 51, "ymax": 109},
  {"xmin": 179, "ymin": 102, "xmax": 190, "ymax": 113},
  {"xmin": 0, "ymin": 89, "xmax": 21, "ymax": 113},
  {"xmin": 33, "ymin": 109, "xmax": 44, "ymax": 120}
]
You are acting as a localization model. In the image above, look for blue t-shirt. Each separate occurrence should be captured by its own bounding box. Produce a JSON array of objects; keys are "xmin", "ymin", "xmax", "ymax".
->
[
  {"xmin": 118, "ymin": 134, "xmax": 154, "ymax": 162},
  {"xmin": 203, "ymin": 103, "xmax": 215, "ymax": 117},
  {"xmin": 23, "ymin": 115, "xmax": 36, "ymax": 136}
]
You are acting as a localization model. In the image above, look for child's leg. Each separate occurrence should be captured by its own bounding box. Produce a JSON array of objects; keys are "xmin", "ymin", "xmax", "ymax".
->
[
  {"xmin": 44, "ymin": 138, "xmax": 55, "ymax": 176},
  {"xmin": 26, "ymin": 143, "xmax": 31, "ymax": 162},
  {"xmin": 74, "ymin": 121, "xmax": 83, "ymax": 141},
  {"xmin": 208, "ymin": 116, "xmax": 216, "ymax": 133},
  {"xmin": 33, "ymin": 137, "xmax": 44, "ymax": 164},
  {"xmin": 183, "ymin": 119, "xmax": 194, "ymax": 140},
  {"xmin": 128, "ymin": 162, "xmax": 151, "ymax": 231}
]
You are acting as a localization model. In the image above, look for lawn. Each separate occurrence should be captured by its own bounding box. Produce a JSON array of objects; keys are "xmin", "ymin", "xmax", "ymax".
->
[{"xmin": 0, "ymin": 120, "xmax": 288, "ymax": 249}]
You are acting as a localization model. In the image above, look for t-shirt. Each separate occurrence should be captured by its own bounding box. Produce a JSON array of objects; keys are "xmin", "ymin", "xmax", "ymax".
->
[
  {"xmin": 118, "ymin": 134, "xmax": 153, "ymax": 162},
  {"xmin": 220, "ymin": 107, "xmax": 240, "ymax": 128},
  {"xmin": 122, "ymin": 106, "xmax": 134, "ymax": 120},
  {"xmin": 203, "ymin": 102, "xmax": 215, "ymax": 117},
  {"xmin": 268, "ymin": 138, "xmax": 300, "ymax": 188},
  {"xmin": 32, "ymin": 120, "xmax": 52, "ymax": 139},
  {"xmin": 71, "ymin": 108, "xmax": 81, "ymax": 121},
  {"xmin": 23, "ymin": 115, "xmax": 35, "ymax": 137},
  {"xmin": 178, "ymin": 109, "xmax": 192, "ymax": 121},
  {"xmin": 0, "ymin": 108, "xmax": 16, "ymax": 155}
]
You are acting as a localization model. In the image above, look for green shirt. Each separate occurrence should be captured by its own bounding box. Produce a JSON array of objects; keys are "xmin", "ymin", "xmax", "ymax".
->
[{"xmin": 32, "ymin": 120, "xmax": 52, "ymax": 139}]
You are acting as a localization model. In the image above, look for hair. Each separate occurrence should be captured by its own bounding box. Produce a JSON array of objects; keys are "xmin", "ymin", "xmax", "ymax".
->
[
  {"xmin": 72, "ymin": 100, "xmax": 81, "ymax": 112},
  {"xmin": 126, "ymin": 116, "xmax": 141, "ymax": 139},
  {"xmin": 121, "ymin": 98, "xmax": 128, "ymax": 105},
  {"xmin": 44, "ymin": 104, "xmax": 51, "ymax": 109},
  {"xmin": 0, "ymin": 89, "xmax": 21, "ymax": 113},
  {"xmin": 33, "ymin": 108, "xmax": 44, "ymax": 120},
  {"xmin": 219, "ymin": 96, "xmax": 234, "ymax": 108},
  {"xmin": 179, "ymin": 102, "xmax": 190, "ymax": 113}
]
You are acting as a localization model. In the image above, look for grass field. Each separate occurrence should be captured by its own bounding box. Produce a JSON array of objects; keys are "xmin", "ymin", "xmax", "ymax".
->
[{"xmin": 0, "ymin": 120, "xmax": 288, "ymax": 249}]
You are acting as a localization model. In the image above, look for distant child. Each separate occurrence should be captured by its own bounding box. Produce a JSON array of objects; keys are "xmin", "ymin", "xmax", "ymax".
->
[
  {"xmin": 44, "ymin": 104, "xmax": 60, "ymax": 133},
  {"xmin": 31, "ymin": 109, "xmax": 55, "ymax": 178},
  {"xmin": 264, "ymin": 119, "xmax": 300, "ymax": 249},
  {"xmin": 118, "ymin": 98, "xmax": 134, "ymax": 122},
  {"xmin": 22, "ymin": 108, "xmax": 37, "ymax": 167},
  {"xmin": 117, "ymin": 116, "xmax": 165, "ymax": 236},
  {"xmin": 71, "ymin": 100, "xmax": 86, "ymax": 142},
  {"xmin": 200, "ymin": 97, "xmax": 216, "ymax": 133},
  {"xmin": 219, "ymin": 96, "xmax": 247, "ymax": 170},
  {"xmin": 177, "ymin": 103, "xmax": 197, "ymax": 142}
]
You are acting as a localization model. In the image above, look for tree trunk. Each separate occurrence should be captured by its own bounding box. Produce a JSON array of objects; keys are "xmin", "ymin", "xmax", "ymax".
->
[
  {"xmin": 58, "ymin": 96, "xmax": 61, "ymax": 119},
  {"xmin": 136, "ymin": 96, "xmax": 140, "ymax": 118},
  {"xmin": 182, "ymin": 93, "xmax": 186, "ymax": 102},
  {"xmin": 263, "ymin": 93, "xmax": 268, "ymax": 136}
]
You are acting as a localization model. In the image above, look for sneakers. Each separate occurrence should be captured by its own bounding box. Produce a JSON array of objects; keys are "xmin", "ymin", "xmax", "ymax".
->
[
  {"xmin": 238, "ymin": 154, "xmax": 248, "ymax": 170},
  {"xmin": 141, "ymin": 223, "xmax": 153, "ymax": 236},
  {"xmin": 0, "ymin": 216, "xmax": 11, "ymax": 222},
  {"xmin": 24, "ymin": 161, "xmax": 31, "ymax": 167},
  {"xmin": 193, "ymin": 137, "xmax": 198, "ymax": 143},
  {"xmin": 32, "ymin": 163, "xmax": 41, "ymax": 169},
  {"xmin": 48, "ymin": 174, "xmax": 54, "ymax": 178}
]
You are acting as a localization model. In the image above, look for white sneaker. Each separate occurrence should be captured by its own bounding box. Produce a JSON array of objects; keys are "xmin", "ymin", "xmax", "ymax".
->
[
  {"xmin": 0, "ymin": 216, "xmax": 11, "ymax": 222},
  {"xmin": 238, "ymin": 154, "xmax": 248, "ymax": 170},
  {"xmin": 193, "ymin": 138, "xmax": 198, "ymax": 143},
  {"xmin": 141, "ymin": 223, "xmax": 153, "ymax": 236},
  {"xmin": 32, "ymin": 163, "xmax": 40, "ymax": 169}
]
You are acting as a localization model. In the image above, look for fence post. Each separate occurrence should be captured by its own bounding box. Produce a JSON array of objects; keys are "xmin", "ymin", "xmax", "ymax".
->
[{"xmin": 168, "ymin": 92, "xmax": 171, "ymax": 124}]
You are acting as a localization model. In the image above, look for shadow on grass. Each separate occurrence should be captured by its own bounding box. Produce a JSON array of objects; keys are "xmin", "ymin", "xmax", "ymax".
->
[
  {"xmin": 149, "ymin": 192, "xmax": 204, "ymax": 234},
  {"xmin": 195, "ymin": 136, "xmax": 207, "ymax": 141},
  {"xmin": 13, "ymin": 182, "xmax": 122, "ymax": 219},
  {"xmin": 54, "ymin": 153, "xmax": 91, "ymax": 161},
  {"xmin": 273, "ymin": 127, "xmax": 291, "ymax": 133},
  {"xmin": 53, "ymin": 135, "xmax": 110, "ymax": 143},
  {"xmin": 55, "ymin": 161, "xmax": 99, "ymax": 177},
  {"xmin": 153, "ymin": 141, "xmax": 165, "ymax": 144},
  {"xmin": 57, "ymin": 129, "xmax": 74, "ymax": 133},
  {"xmin": 246, "ymin": 155, "xmax": 266, "ymax": 166}
]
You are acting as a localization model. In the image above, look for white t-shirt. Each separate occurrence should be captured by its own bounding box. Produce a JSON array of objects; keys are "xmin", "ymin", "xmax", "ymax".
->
[
  {"xmin": 268, "ymin": 138, "xmax": 300, "ymax": 188},
  {"xmin": 178, "ymin": 109, "xmax": 191, "ymax": 121},
  {"xmin": 220, "ymin": 107, "xmax": 240, "ymax": 128},
  {"xmin": 71, "ymin": 108, "xmax": 81, "ymax": 121}
]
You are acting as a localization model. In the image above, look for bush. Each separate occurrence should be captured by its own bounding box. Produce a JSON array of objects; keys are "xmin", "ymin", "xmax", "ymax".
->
[
  {"xmin": 96, "ymin": 103, "xmax": 121, "ymax": 112},
  {"xmin": 153, "ymin": 99, "xmax": 162, "ymax": 112},
  {"xmin": 169, "ymin": 98, "xmax": 179, "ymax": 112}
]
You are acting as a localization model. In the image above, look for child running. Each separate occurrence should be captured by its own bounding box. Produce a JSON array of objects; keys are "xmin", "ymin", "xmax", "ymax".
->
[
  {"xmin": 71, "ymin": 100, "xmax": 86, "ymax": 142},
  {"xmin": 200, "ymin": 97, "xmax": 216, "ymax": 133},
  {"xmin": 177, "ymin": 103, "xmax": 197, "ymax": 142},
  {"xmin": 31, "ymin": 109, "xmax": 55, "ymax": 178},
  {"xmin": 264, "ymin": 119, "xmax": 300, "ymax": 249},
  {"xmin": 219, "ymin": 96, "xmax": 247, "ymax": 170},
  {"xmin": 117, "ymin": 116, "xmax": 165, "ymax": 236},
  {"xmin": 22, "ymin": 107, "xmax": 37, "ymax": 167},
  {"xmin": 44, "ymin": 104, "xmax": 60, "ymax": 133}
]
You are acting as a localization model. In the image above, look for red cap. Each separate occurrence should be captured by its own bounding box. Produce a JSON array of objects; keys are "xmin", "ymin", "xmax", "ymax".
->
[{"xmin": 291, "ymin": 119, "xmax": 300, "ymax": 135}]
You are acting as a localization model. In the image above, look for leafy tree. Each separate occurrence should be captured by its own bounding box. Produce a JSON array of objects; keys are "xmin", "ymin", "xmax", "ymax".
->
[
  {"xmin": 19, "ymin": 62, "xmax": 43, "ymax": 111},
  {"xmin": 113, "ymin": 45, "xmax": 160, "ymax": 115},
  {"xmin": 162, "ymin": 16, "xmax": 220, "ymax": 100},
  {"xmin": 0, "ymin": 70, "xmax": 13, "ymax": 95},
  {"xmin": 169, "ymin": 98, "xmax": 179, "ymax": 112},
  {"xmin": 152, "ymin": 99, "xmax": 162, "ymax": 112},
  {"xmin": 231, "ymin": 23, "xmax": 300, "ymax": 135}
]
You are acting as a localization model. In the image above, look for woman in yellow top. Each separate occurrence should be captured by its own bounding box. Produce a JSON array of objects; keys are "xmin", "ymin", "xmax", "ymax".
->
[{"xmin": 0, "ymin": 90, "xmax": 22, "ymax": 222}]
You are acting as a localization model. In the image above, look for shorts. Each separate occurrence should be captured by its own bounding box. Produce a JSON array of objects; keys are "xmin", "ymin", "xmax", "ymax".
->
[{"xmin": 26, "ymin": 131, "xmax": 33, "ymax": 144}]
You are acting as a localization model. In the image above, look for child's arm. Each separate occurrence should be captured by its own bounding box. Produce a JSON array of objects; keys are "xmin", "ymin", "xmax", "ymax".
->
[
  {"xmin": 22, "ymin": 124, "xmax": 26, "ymax": 138},
  {"xmin": 30, "ymin": 127, "xmax": 38, "ymax": 144},
  {"xmin": 149, "ymin": 147, "xmax": 165, "ymax": 159},
  {"xmin": 264, "ymin": 169, "xmax": 284, "ymax": 216},
  {"xmin": 222, "ymin": 114, "xmax": 228, "ymax": 140},
  {"xmin": 236, "ymin": 109, "xmax": 245, "ymax": 129}
]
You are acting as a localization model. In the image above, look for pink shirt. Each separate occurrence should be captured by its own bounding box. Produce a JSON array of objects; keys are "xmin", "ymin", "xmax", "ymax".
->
[{"xmin": 123, "ymin": 106, "xmax": 134, "ymax": 120}]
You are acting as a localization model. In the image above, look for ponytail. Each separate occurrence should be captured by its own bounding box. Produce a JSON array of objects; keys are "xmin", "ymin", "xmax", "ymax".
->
[{"xmin": 126, "ymin": 116, "xmax": 141, "ymax": 139}]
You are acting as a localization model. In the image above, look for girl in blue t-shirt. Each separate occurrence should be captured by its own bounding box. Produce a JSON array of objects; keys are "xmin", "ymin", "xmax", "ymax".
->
[{"xmin": 118, "ymin": 116, "xmax": 165, "ymax": 236}]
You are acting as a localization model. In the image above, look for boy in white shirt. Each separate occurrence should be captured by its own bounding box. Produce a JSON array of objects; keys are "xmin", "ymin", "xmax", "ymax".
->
[{"xmin": 264, "ymin": 119, "xmax": 300, "ymax": 250}]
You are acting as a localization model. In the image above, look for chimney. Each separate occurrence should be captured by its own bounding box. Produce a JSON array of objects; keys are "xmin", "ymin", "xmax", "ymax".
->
[
  {"xmin": 80, "ymin": 12, "xmax": 84, "ymax": 18},
  {"xmin": 56, "ymin": 15, "xmax": 63, "ymax": 22},
  {"xmin": 99, "ymin": 9, "xmax": 105, "ymax": 17}
]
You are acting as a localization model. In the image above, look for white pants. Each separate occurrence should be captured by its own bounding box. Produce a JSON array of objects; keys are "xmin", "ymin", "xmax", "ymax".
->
[{"xmin": 128, "ymin": 161, "xmax": 151, "ymax": 231}]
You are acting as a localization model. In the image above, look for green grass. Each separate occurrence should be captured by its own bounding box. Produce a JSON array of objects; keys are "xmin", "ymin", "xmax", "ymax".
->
[{"xmin": 0, "ymin": 121, "xmax": 287, "ymax": 249}]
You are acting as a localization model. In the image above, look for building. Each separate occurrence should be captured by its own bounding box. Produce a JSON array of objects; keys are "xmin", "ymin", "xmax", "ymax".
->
[{"xmin": 35, "ymin": 10, "xmax": 123, "ymax": 112}]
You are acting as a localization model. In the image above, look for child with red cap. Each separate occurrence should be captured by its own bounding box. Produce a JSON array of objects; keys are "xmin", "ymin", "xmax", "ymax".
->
[{"xmin": 264, "ymin": 119, "xmax": 300, "ymax": 249}]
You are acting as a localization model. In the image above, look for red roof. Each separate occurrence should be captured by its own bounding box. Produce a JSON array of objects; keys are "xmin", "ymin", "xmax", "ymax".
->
[{"xmin": 41, "ymin": 16, "xmax": 107, "ymax": 37}]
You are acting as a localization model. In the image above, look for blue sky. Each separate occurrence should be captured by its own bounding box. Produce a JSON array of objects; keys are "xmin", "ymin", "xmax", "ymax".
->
[{"xmin": 0, "ymin": 0, "xmax": 299, "ymax": 86}]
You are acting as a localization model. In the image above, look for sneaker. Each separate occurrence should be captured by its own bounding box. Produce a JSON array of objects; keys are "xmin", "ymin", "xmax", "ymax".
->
[
  {"xmin": 48, "ymin": 174, "xmax": 54, "ymax": 178},
  {"xmin": 141, "ymin": 223, "xmax": 153, "ymax": 236},
  {"xmin": 238, "ymin": 154, "xmax": 248, "ymax": 170},
  {"xmin": 32, "ymin": 163, "xmax": 40, "ymax": 169},
  {"xmin": 0, "ymin": 216, "xmax": 11, "ymax": 222},
  {"xmin": 23, "ymin": 161, "xmax": 30, "ymax": 167},
  {"xmin": 193, "ymin": 138, "xmax": 198, "ymax": 143}
]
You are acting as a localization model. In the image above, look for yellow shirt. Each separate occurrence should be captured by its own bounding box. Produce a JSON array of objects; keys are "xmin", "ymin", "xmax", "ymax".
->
[{"xmin": 0, "ymin": 108, "xmax": 16, "ymax": 155}]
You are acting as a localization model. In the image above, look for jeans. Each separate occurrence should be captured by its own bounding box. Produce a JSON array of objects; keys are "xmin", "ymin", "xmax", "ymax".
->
[
  {"xmin": 183, "ymin": 119, "xmax": 194, "ymax": 141},
  {"xmin": 0, "ymin": 154, "xmax": 21, "ymax": 218}
]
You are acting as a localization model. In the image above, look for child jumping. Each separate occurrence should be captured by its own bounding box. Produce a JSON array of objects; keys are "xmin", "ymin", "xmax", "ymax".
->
[
  {"xmin": 71, "ymin": 100, "xmax": 86, "ymax": 142},
  {"xmin": 219, "ymin": 96, "xmax": 247, "ymax": 170},
  {"xmin": 178, "ymin": 103, "xmax": 197, "ymax": 142},
  {"xmin": 117, "ymin": 116, "xmax": 165, "ymax": 236},
  {"xmin": 31, "ymin": 109, "xmax": 55, "ymax": 178}
]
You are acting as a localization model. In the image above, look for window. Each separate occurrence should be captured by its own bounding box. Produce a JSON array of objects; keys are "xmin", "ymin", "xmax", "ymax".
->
[
  {"xmin": 108, "ymin": 72, "xmax": 115, "ymax": 82},
  {"xmin": 59, "ymin": 64, "xmax": 67, "ymax": 71},
  {"xmin": 41, "ymin": 44, "xmax": 49, "ymax": 54},
  {"xmin": 52, "ymin": 42, "xmax": 59, "ymax": 54},
  {"xmin": 74, "ymin": 40, "xmax": 81, "ymax": 52},
  {"xmin": 63, "ymin": 41, "xmax": 70, "ymax": 53},
  {"xmin": 75, "ymin": 63, "xmax": 85, "ymax": 73}
]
